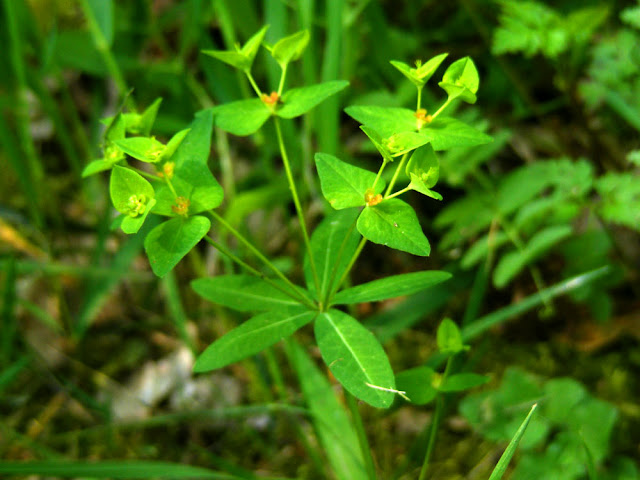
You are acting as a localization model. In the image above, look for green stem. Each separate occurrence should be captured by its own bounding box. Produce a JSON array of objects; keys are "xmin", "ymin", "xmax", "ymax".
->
[
  {"xmin": 371, "ymin": 159, "xmax": 389, "ymax": 191},
  {"xmin": 127, "ymin": 166, "xmax": 162, "ymax": 182},
  {"xmin": 208, "ymin": 210, "xmax": 314, "ymax": 307},
  {"xmin": 385, "ymin": 185, "xmax": 412, "ymax": 200},
  {"xmin": 418, "ymin": 356, "xmax": 453, "ymax": 480},
  {"xmin": 417, "ymin": 87, "xmax": 422, "ymax": 111},
  {"xmin": 80, "ymin": 0, "xmax": 135, "ymax": 111},
  {"xmin": 345, "ymin": 392, "xmax": 377, "ymax": 480},
  {"xmin": 431, "ymin": 97, "xmax": 453, "ymax": 120},
  {"xmin": 245, "ymin": 71, "xmax": 263, "ymax": 97},
  {"xmin": 203, "ymin": 236, "xmax": 315, "ymax": 309},
  {"xmin": 277, "ymin": 63, "xmax": 288, "ymax": 96},
  {"xmin": 384, "ymin": 153, "xmax": 409, "ymax": 197},
  {"xmin": 327, "ymin": 237, "xmax": 367, "ymax": 304},
  {"xmin": 274, "ymin": 118, "xmax": 322, "ymax": 301}
]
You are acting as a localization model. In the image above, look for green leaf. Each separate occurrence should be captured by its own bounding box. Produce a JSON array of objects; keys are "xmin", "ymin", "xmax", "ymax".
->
[
  {"xmin": 212, "ymin": 99, "xmax": 271, "ymax": 136},
  {"xmin": 287, "ymin": 343, "xmax": 368, "ymax": 480},
  {"xmin": 333, "ymin": 271, "xmax": 451, "ymax": 305},
  {"xmin": 194, "ymin": 306, "xmax": 316, "ymax": 372},
  {"xmin": 385, "ymin": 131, "xmax": 432, "ymax": 157},
  {"xmin": 460, "ymin": 231, "xmax": 510, "ymax": 269},
  {"xmin": 305, "ymin": 209, "xmax": 361, "ymax": 299},
  {"xmin": 419, "ymin": 117, "xmax": 493, "ymax": 151},
  {"xmin": 202, "ymin": 25, "xmax": 269, "ymax": 71},
  {"xmin": 163, "ymin": 128, "xmax": 190, "ymax": 161},
  {"xmin": 129, "ymin": 98, "xmax": 163, "ymax": 136},
  {"xmin": 395, "ymin": 366, "xmax": 438, "ymax": 405},
  {"xmin": 115, "ymin": 136, "xmax": 166, "ymax": 163},
  {"xmin": 153, "ymin": 111, "xmax": 223, "ymax": 216},
  {"xmin": 438, "ymin": 56, "xmax": 479, "ymax": 104},
  {"xmin": 121, "ymin": 198, "xmax": 156, "ymax": 234},
  {"xmin": 488, "ymin": 404, "xmax": 539, "ymax": 480},
  {"xmin": 277, "ymin": 80, "xmax": 349, "ymax": 118},
  {"xmin": 436, "ymin": 318, "xmax": 465, "ymax": 354},
  {"xmin": 406, "ymin": 144, "xmax": 442, "ymax": 200},
  {"xmin": 191, "ymin": 275, "xmax": 303, "ymax": 312},
  {"xmin": 315, "ymin": 309, "xmax": 395, "ymax": 408},
  {"xmin": 493, "ymin": 225, "xmax": 573, "ymax": 288},
  {"xmin": 596, "ymin": 172, "xmax": 640, "ymax": 231},
  {"xmin": 345, "ymin": 105, "xmax": 417, "ymax": 137},
  {"xmin": 144, "ymin": 216, "xmax": 210, "ymax": 278},
  {"xmin": 360, "ymin": 126, "xmax": 394, "ymax": 163},
  {"xmin": 202, "ymin": 49, "xmax": 250, "ymax": 71},
  {"xmin": 357, "ymin": 199, "xmax": 430, "ymax": 256},
  {"xmin": 390, "ymin": 53, "xmax": 448, "ymax": 87},
  {"xmin": 271, "ymin": 30, "xmax": 310, "ymax": 66},
  {"xmin": 439, "ymin": 373, "xmax": 489, "ymax": 392},
  {"xmin": 0, "ymin": 460, "xmax": 235, "ymax": 479},
  {"xmin": 315, "ymin": 153, "xmax": 382, "ymax": 209},
  {"xmin": 109, "ymin": 166, "xmax": 155, "ymax": 218},
  {"xmin": 82, "ymin": 158, "xmax": 118, "ymax": 177}
]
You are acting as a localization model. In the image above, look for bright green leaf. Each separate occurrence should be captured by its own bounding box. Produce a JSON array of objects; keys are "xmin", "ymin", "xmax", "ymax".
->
[
  {"xmin": 436, "ymin": 318, "xmax": 465, "ymax": 354},
  {"xmin": 194, "ymin": 306, "xmax": 316, "ymax": 372},
  {"xmin": 395, "ymin": 366, "xmax": 438, "ymax": 405},
  {"xmin": 420, "ymin": 117, "xmax": 493, "ymax": 151},
  {"xmin": 109, "ymin": 166, "xmax": 155, "ymax": 217},
  {"xmin": 439, "ymin": 57, "xmax": 479, "ymax": 103},
  {"xmin": 115, "ymin": 137, "xmax": 166, "ymax": 163},
  {"xmin": 357, "ymin": 199, "xmax": 430, "ymax": 256},
  {"xmin": 315, "ymin": 153, "xmax": 382, "ymax": 209},
  {"xmin": 121, "ymin": 198, "xmax": 156, "ymax": 234},
  {"xmin": 333, "ymin": 271, "xmax": 451, "ymax": 305},
  {"xmin": 202, "ymin": 49, "xmax": 250, "ymax": 71},
  {"xmin": 131, "ymin": 98, "xmax": 163, "ymax": 136},
  {"xmin": 390, "ymin": 53, "xmax": 448, "ymax": 88},
  {"xmin": 271, "ymin": 30, "xmax": 310, "ymax": 66},
  {"xmin": 144, "ymin": 216, "xmax": 210, "ymax": 277},
  {"xmin": 305, "ymin": 209, "xmax": 361, "ymax": 299},
  {"xmin": 240, "ymin": 25, "xmax": 269, "ymax": 64},
  {"xmin": 212, "ymin": 99, "xmax": 271, "ymax": 136},
  {"xmin": 163, "ymin": 128, "xmax": 190, "ymax": 161},
  {"xmin": 315, "ymin": 309, "xmax": 395, "ymax": 408},
  {"xmin": 277, "ymin": 80, "xmax": 349, "ymax": 118},
  {"xmin": 82, "ymin": 158, "xmax": 118, "ymax": 177},
  {"xmin": 191, "ymin": 275, "xmax": 303, "ymax": 312},
  {"xmin": 345, "ymin": 105, "xmax": 417, "ymax": 137}
]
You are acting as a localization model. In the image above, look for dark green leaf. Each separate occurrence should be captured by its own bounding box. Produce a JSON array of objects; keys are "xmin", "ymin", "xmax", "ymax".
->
[
  {"xmin": 191, "ymin": 275, "xmax": 303, "ymax": 312},
  {"xmin": 144, "ymin": 216, "xmax": 211, "ymax": 278},
  {"xmin": 315, "ymin": 309, "xmax": 395, "ymax": 408},
  {"xmin": 439, "ymin": 373, "xmax": 489, "ymax": 392},
  {"xmin": 437, "ymin": 318, "xmax": 465, "ymax": 354},
  {"xmin": 194, "ymin": 306, "xmax": 316, "ymax": 371},
  {"xmin": 277, "ymin": 80, "xmax": 349, "ymax": 118},
  {"xmin": 333, "ymin": 271, "xmax": 451, "ymax": 305},
  {"xmin": 357, "ymin": 199, "xmax": 430, "ymax": 256}
]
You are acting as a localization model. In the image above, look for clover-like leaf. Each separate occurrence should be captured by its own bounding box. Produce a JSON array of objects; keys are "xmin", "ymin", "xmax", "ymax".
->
[{"xmin": 438, "ymin": 56, "xmax": 480, "ymax": 104}]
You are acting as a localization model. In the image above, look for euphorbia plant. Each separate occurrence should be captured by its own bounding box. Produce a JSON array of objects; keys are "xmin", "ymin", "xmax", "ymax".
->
[{"xmin": 84, "ymin": 25, "xmax": 535, "ymax": 478}]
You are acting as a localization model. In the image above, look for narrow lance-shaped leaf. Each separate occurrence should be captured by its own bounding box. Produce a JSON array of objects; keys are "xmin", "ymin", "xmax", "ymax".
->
[
  {"xmin": 332, "ymin": 271, "xmax": 452, "ymax": 305},
  {"xmin": 304, "ymin": 209, "xmax": 361, "ymax": 299},
  {"xmin": 277, "ymin": 80, "xmax": 349, "ymax": 119},
  {"xmin": 357, "ymin": 199, "xmax": 430, "ymax": 256},
  {"xmin": 315, "ymin": 153, "xmax": 383, "ymax": 209},
  {"xmin": 315, "ymin": 309, "xmax": 395, "ymax": 408},
  {"xmin": 191, "ymin": 275, "xmax": 304, "ymax": 312},
  {"xmin": 144, "ymin": 215, "xmax": 211, "ymax": 278},
  {"xmin": 194, "ymin": 306, "xmax": 316, "ymax": 372}
]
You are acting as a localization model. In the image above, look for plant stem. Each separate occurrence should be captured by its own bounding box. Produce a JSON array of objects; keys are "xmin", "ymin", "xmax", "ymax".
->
[
  {"xmin": 80, "ymin": 0, "xmax": 135, "ymax": 111},
  {"xmin": 277, "ymin": 64, "xmax": 288, "ymax": 96},
  {"xmin": 274, "ymin": 118, "xmax": 322, "ymax": 300},
  {"xmin": 372, "ymin": 159, "xmax": 389, "ymax": 191},
  {"xmin": 328, "ymin": 237, "xmax": 367, "ymax": 303},
  {"xmin": 431, "ymin": 97, "xmax": 453, "ymax": 120},
  {"xmin": 385, "ymin": 186, "xmax": 412, "ymax": 200},
  {"xmin": 127, "ymin": 166, "xmax": 162, "ymax": 182},
  {"xmin": 384, "ymin": 153, "xmax": 410, "ymax": 197},
  {"xmin": 418, "ymin": 356, "xmax": 453, "ymax": 480},
  {"xmin": 208, "ymin": 210, "xmax": 314, "ymax": 307},
  {"xmin": 345, "ymin": 392, "xmax": 377, "ymax": 480},
  {"xmin": 417, "ymin": 87, "xmax": 422, "ymax": 111},
  {"xmin": 245, "ymin": 71, "xmax": 263, "ymax": 97},
  {"xmin": 203, "ymin": 236, "xmax": 315, "ymax": 309}
]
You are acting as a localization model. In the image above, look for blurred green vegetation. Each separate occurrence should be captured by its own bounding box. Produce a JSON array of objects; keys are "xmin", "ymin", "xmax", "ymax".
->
[{"xmin": 1, "ymin": 0, "xmax": 639, "ymax": 478}]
